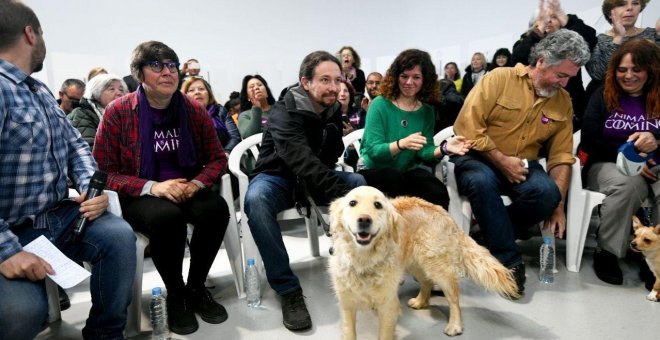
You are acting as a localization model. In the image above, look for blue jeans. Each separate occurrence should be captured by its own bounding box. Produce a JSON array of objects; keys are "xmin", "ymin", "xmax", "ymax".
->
[
  {"xmin": 453, "ymin": 155, "xmax": 560, "ymax": 267},
  {"xmin": 245, "ymin": 172, "xmax": 365, "ymax": 295},
  {"xmin": 0, "ymin": 200, "xmax": 136, "ymax": 340}
]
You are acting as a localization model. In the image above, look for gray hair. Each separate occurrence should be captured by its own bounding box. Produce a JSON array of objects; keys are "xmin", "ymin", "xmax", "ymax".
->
[
  {"xmin": 59, "ymin": 78, "xmax": 85, "ymax": 93},
  {"xmin": 528, "ymin": 29, "xmax": 590, "ymax": 67},
  {"xmin": 83, "ymin": 73, "xmax": 126, "ymax": 102}
]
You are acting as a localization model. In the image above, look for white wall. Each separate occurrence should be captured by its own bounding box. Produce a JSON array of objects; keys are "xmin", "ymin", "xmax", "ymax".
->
[{"xmin": 26, "ymin": 0, "xmax": 658, "ymax": 102}]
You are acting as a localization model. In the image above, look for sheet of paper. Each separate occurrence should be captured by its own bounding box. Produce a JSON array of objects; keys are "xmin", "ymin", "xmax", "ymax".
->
[{"xmin": 23, "ymin": 235, "xmax": 91, "ymax": 289}]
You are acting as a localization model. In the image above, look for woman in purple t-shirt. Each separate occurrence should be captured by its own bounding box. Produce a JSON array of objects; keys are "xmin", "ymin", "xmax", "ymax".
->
[{"xmin": 581, "ymin": 39, "xmax": 660, "ymax": 288}]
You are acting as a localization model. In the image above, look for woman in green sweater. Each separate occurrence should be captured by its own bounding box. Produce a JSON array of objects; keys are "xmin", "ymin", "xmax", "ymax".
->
[
  {"xmin": 237, "ymin": 74, "xmax": 276, "ymax": 138},
  {"xmin": 359, "ymin": 49, "xmax": 470, "ymax": 208}
]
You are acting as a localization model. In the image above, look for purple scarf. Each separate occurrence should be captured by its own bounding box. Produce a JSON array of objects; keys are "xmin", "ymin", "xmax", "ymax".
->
[
  {"xmin": 207, "ymin": 104, "xmax": 228, "ymax": 132},
  {"xmin": 138, "ymin": 85, "xmax": 196, "ymax": 180}
]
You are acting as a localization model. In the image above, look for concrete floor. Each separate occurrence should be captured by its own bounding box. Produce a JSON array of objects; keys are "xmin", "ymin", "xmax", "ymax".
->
[{"xmin": 38, "ymin": 226, "xmax": 659, "ymax": 340}]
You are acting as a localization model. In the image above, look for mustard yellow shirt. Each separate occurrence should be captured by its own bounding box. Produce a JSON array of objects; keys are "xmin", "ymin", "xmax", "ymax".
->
[{"xmin": 453, "ymin": 63, "xmax": 575, "ymax": 171}]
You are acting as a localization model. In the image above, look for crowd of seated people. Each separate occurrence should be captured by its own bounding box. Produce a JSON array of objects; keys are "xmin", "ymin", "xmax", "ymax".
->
[{"xmin": 1, "ymin": 0, "xmax": 659, "ymax": 338}]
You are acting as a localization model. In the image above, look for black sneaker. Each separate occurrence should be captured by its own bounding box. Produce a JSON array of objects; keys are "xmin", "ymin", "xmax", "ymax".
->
[
  {"xmin": 281, "ymin": 288, "xmax": 312, "ymax": 331},
  {"xmin": 166, "ymin": 293, "xmax": 198, "ymax": 335},
  {"xmin": 186, "ymin": 286, "xmax": 228, "ymax": 324},
  {"xmin": 58, "ymin": 286, "xmax": 71, "ymax": 311},
  {"xmin": 593, "ymin": 249, "xmax": 623, "ymax": 285},
  {"xmin": 510, "ymin": 262, "xmax": 526, "ymax": 298}
]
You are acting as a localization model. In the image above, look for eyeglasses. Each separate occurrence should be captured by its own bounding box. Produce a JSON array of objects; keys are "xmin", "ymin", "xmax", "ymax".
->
[
  {"xmin": 63, "ymin": 92, "xmax": 81, "ymax": 105},
  {"xmin": 144, "ymin": 60, "xmax": 180, "ymax": 73}
]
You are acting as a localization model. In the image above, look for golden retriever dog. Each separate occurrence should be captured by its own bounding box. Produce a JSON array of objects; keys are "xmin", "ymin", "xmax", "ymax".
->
[
  {"xmin": 328, "ymin": 186, "xmax": 519, "ymax": 339},
  {"xmin": 631, "ymin": 216, "xmax": 660, "ymax": 301}
]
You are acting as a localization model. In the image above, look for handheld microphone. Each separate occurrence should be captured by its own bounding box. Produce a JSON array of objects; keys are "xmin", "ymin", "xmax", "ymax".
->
[{"xmin": 72, "ymin": 170, "xmax": 107, "ymax": 241}]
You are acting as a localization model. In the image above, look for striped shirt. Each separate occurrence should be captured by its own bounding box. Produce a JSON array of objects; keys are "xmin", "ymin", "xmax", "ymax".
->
[{"xmin": 0, "ymin": 59, "xmax": 95, "ymax": 263}]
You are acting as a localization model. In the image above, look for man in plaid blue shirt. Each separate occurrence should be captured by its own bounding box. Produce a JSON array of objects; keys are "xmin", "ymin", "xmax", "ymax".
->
[{"xmin": 0, "ymin": 1, "xmax": 136, "ymax": 339}]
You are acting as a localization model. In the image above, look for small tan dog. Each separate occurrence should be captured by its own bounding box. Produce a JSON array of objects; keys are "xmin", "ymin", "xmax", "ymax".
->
[
  {"xmin": 631, "ymin": 216, "xmax": 660, "ymax": 301},
  {"xmin": 328, "ymin": 186, "xmax": 519, "ymax": 339}
]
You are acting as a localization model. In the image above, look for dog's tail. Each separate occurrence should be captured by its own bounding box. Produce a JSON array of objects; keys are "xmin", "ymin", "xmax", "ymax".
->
[{"xmin": 458, "ymin": 233, "xmax": 521, "ymax": 299}]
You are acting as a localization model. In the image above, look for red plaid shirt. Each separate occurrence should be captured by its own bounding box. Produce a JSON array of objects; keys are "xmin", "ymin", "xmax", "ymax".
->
[{"xmin": 93, "ymin": 92, "xmax": 227, "ymax": 197}]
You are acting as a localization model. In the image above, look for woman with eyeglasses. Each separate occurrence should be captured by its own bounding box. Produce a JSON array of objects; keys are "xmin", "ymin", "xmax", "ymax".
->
[
  {"xmin": 337, "ymin": 46, "xmax": 366, "ymax": 96},
  {"xmin": 181, "ymin": 77, "xmax": 240, "ymax": 153},
  {"xmin": 93, "ymin": 41, "xmax": 230, "ymax": 335},
  {"xmin": 67, "ymin": 73, "xmax": 126, "ymax": 150}
]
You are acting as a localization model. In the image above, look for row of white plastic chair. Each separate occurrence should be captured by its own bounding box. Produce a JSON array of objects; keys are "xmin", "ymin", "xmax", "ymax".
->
[{"xmin": 47, "ymin": 127, "xmax": 604, "ymax": 336}]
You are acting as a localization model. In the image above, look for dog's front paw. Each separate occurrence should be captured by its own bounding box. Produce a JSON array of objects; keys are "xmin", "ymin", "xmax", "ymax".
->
[
  {"xmin": 646, "ymin": 290, "xmax": 659, "ymax": 302},
  {"xmin": 444, "ymin": 322, "xmax": 464, "ymax": 336},
  {"xmin": 407, "ymin": 297, "xmax": 428, "ymax": 309}
]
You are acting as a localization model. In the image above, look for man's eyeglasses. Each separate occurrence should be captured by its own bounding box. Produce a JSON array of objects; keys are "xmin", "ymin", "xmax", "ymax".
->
[
  {"xmin": 63, "ymin": 92, "xmax": 81, "ymax": 106},
  {"xmin": 144, "ymin": 61, "xmax": 180, "ymax": 73}
]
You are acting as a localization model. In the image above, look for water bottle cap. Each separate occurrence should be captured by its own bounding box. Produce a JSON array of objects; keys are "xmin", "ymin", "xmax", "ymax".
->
[
  {"xmin": 543, "ymin": 236, "xmax": 552, "ymax": 244},
  {"xmin": 152, "ymin": 287, "xmax": 162, "ymax": 295},
  {"xmin": 247, "ymin": 258, "xmax": 255, "ymax": 266}
]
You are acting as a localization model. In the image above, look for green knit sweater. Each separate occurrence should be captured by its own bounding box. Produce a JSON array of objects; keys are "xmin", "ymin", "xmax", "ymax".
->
[{"xmin": 360, "ymin": 96, "xmax": 437, "ymax": 171}]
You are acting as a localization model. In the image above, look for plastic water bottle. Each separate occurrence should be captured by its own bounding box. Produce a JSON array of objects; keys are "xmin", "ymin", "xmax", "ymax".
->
[
  {"xmin": 539, "ymin": 236, "xmax": 555, "ymax": 283},
  {"xmin": 245, "ymin": 258, "xmax": 261, "ymax": 308},
  {"xmin": 150, "ymin": 287, "xmax": 170, "ymax": 340}
]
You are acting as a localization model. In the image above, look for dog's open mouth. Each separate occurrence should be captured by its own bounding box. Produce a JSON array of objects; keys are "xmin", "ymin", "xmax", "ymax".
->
[
  {"xmin": 354, "ymin": 231, "xmax": 376, "ymax": 245},
  {"xmin": 630, "ymin": 244, "xmax": 641, "ymax": 253}
]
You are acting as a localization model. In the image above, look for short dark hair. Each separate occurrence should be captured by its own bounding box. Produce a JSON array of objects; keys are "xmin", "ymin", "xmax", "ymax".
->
[
  {"xmin": 239, "ymin": 74, "xmax": 276, "ymax": 112},
  {"xmin": 299, "ymin": 51, "xmax": 342, "ymax": 81},
  {"xmin": 60, "ymin": 78, "xmax": 85, "ymax": 93},
  {"xmin": 602, "ymin": 0, "xmax": 649, "ymax": 25},
  {"xmin": 380, "ymin": 49, "xmax": 440, "ymax": 102},
  {"xmin": 129, "ymin": 41, "xmax": 179, "ymax": 83},
  {"xmin": 0, "ymin": 0, "xmax": 41, "ymax": 50}
]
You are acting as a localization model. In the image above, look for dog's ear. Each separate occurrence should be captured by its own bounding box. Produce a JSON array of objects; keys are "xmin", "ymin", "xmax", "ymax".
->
[
  {"xmin": 632, "ymin": 216, "xmax": 643, "ymax": 231},
  {"xmin": 386, "ymin": 199, "xmax": 402, "ymax": 243},
  {"xmin": 654, "ymin": 226, "xmax": 660, "ymax": 235},
  {"xmin": 329, "ymin": 196, "xmax": 344, "ymax": 236}
]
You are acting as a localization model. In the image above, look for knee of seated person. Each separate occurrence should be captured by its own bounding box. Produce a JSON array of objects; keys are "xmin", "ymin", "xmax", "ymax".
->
[
  {"xmin": 103, "ymin": 216, "xmax": 137, "ymax": 249},
  {"xmin": 344, "ymin": 172, "xmax": 367, "ymax": 188},
  {"xmin": 0, "ymin": 295, "xmax": 47, "ymax": 339},
  {"xmin": 458, "ymin": 171, "xmax": 498, "ymax": 193}
]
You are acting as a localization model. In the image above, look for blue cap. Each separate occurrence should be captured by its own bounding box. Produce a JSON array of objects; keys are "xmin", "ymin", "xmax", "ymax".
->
[
  {"xmin": 152, "ymin": 287, "xmax": 162, "ymax": 295},
  {"xmin": 247, "ymin": 258, "xmax": 255, "ymax": 266},
  {"xmin": 543, "ymin": 236, "xmax": 552, "ymax": 244}
]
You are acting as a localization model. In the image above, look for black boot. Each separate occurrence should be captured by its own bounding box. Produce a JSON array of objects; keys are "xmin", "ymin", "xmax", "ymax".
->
[
  {"xmin": 281, "ymin": 288, "xmax": 312, "ymax": 331},
  {"xmin": 593, "ymin": 249, "xmax": 623, "ymax": 285},
  {"xmin": 186, "ymin": 285, "xmax": 228, "ymax": 324},
  {"xmin": 166, "ymin": 292, "xmax": 198, "ymax": 335},
  {"xmin": 58, "ymin": 286, "xmax": 71, "ymax": 311},
  {"xmin": 510, "ymin": 262, "xmax": 526, "ymax": 298}
]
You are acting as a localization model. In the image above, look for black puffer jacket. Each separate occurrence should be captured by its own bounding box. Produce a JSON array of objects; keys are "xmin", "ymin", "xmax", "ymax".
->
[
  {"xmin": 67, "ymin": 98, "xmax": 101, "ymax": 149},
  {"xmin": 252, "ymin": 86, "xmax": 350, "ymax": 199}
]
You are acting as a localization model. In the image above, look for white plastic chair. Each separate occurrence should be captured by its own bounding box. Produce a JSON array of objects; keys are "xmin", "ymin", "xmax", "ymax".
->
[
  {"xmin": 565, "ymin": 132, "xmax": 606, "ymax": 272},
  {"xmin": 50, "ymin": 177, "xmax": 244, "ymax": 337},
  {"xmin": 124, "ymin": 174, "xmax": 244, "ymax": 336},
  {"xmin": 228, "ymin": 133, "xmax": 322, "ymax": 279},
  {"xmin": 336, "ymin": 128, "xmax": 364, "ymax": 172}
]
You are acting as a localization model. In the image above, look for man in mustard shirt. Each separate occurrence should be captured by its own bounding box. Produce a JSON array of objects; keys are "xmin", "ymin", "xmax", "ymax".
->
[{"xmin": 453, "ymin": 29, "xmax": 590, "ymax": 296}]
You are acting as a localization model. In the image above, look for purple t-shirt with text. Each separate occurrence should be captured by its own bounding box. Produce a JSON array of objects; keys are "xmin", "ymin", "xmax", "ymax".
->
[
  {"xmin": 602, "ymin": 95, "xmax": 660, "ymax": 163},
  {"xmin": 152, "ymin": 108, "xmax": 186, "ymax": 181}
]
